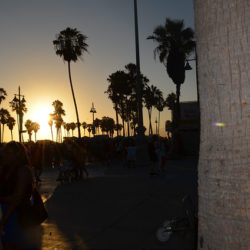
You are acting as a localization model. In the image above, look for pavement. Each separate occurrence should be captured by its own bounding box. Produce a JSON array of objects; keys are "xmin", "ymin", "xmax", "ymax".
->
[{"xmin": 37, "ymin": 158, "xmax": 198, "ymax": 250}]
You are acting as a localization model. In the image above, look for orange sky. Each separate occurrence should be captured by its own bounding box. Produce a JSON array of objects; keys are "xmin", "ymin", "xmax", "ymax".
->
[{"xmin": 0, "ymin": 0, "xmax": 197, "ymax": 142}]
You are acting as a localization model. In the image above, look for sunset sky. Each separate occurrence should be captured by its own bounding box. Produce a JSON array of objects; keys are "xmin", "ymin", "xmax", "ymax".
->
[{"xmin": 0, "ymin": 0, "xmax": 196, "ymax": 142}]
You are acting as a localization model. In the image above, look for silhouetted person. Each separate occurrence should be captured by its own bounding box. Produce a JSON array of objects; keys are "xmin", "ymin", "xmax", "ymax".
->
[{"xmin": 0, "ymin": 142, "xmax": 35, "ymax": 249}]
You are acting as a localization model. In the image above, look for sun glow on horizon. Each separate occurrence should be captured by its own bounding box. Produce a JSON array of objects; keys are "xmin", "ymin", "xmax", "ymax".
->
[{"xmin": 29, "ymin": 105, "xmax": 53, "ymax": 140}]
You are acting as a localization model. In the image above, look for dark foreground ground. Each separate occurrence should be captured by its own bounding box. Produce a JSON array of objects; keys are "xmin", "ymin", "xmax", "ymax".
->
[{"xmin": 32, "ymin": 158, "xmax": 198, "ymax": 250}]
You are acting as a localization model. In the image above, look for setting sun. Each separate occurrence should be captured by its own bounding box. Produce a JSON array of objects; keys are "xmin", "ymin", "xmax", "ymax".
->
[{"xmin": 29, "ymin": 105, "xmax": 54, "ymax": 140}]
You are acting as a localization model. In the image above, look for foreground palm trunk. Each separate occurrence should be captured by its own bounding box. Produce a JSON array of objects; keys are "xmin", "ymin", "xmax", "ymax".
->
[
  {"xmin": 68, "ymin": 61, "xmax": 81, "ymax": 138},
  {"xmin": 194, "ymin": 0, "xmax": 250, "ymax": 249}
]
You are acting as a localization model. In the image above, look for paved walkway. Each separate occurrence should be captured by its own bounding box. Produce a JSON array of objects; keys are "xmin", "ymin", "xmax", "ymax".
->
[{"xmin": 39, "ymin": 159, "xmax": 197, "ymax": 249}]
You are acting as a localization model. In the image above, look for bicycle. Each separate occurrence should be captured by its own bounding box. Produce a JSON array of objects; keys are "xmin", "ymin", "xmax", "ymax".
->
[{"xmin": 155, "ymin": 194, "xmax": 197, "ymax": 247}]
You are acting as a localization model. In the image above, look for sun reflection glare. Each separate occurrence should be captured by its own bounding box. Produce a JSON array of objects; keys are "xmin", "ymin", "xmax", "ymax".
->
[{"xmin": 29, "ymin": 105, "xmax": 53, "ymax": 140}]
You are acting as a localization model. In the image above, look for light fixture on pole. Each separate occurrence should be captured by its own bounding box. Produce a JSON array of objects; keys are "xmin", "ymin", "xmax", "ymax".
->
[
  {"xmin": 12, "ymin": 86, "xmax": 26, "ymax": 143},
  {"xmin": 90, "ymin": 102, "xmax": 96, "ymax": 136},
  {"xmin": 133, "ymin": 0, "xmax": 149, "ymax": 166},
  {"xmin": 184, "ymin": 51, "xmax": 199, "ymax": 104}
]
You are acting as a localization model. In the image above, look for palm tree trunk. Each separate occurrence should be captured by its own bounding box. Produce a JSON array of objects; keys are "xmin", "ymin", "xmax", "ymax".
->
[
  {"xmin": 195, "ymin": 0, "xmax": 249, "ymax": 248},
  {"xmin": 50, "ymin": 126, "xmax": 54, "ymax": 141},
  {"xmin": 115, "ymin": 107, "xmax": 119, "ymax": 137},
  {"xmin": 158, "ymin": 110, "xmax": 161, "ymax": 135},
  {"xmin": 0, "ymin": 123, "xmax": 1, "ymax": 143},
  {"xmin": 175, "ymin": 83, "xmax": 181, "ymax": 127},
  {"xmin": 122, "ymin": 116, "xmax": 125, "ymax": 137},
  {"xmin": 127, "ymin": 121, "xmax": 130, "ymax": 137},
  {"xmin": 2, "ymin": 125, "xmax": 4, "ymax": 142},
  {"xmin": 68, "ymin": 61, "xmax": 81, "ymax": 138},
  {"xmin": 11, "ymin": 130, "xmax": 13, "ymax": 141},
  {"xmin": 35, "ymin": 132, "xmax": 37, "ymax": 142}
]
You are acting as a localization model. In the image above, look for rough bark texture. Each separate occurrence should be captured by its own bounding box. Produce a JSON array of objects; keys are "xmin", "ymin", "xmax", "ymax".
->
[{"xmin": 194, "ymin": 0, "xmax": 250, "ymax": 249}]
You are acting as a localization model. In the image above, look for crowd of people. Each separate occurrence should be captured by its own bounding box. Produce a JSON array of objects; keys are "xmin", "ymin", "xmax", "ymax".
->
[{"xmin": 0, "ymin": 135, "xmax": 170, "ymax": 249}]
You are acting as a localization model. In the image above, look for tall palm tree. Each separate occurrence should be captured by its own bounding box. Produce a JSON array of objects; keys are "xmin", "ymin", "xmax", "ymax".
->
[
  {"xmin": 82, "ymin": 122, "xmax": 87, "ymax": 136},
  {"xmin": 195, "ymin": 0, "xmax": 249, "ymax": 247},
  {"xmin": 53, "ymin": 27, "xmax": 88, "ymax": 139},
  {"xmin": 0, "ymin": 88, "xmax": 7, "ymax": 142},
  {"xmin": 148, "ymin": 18, "xmax": 195, "ymax": 127},
  {"xmin": 0, "ymin": 108, "xmax": 10, "ymax": 143},
  {"xmin": 6, "ymin": 116, "xmax": 15, "ymax": 141},
  {"xmin": 32, "ymin": 122, "xmax": 40, "ymax": 142},
  {"xmin": 25, "ymin": 119, "xmax": 33, "ymax": 142}
]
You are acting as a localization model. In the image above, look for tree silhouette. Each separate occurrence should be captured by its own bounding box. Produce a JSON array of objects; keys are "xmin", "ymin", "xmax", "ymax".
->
[
  {"xmin": 82, "ymin": 122, "xmax": 87, "ymax": 136},
  {"xmin": 143, "ymin": 85, "xmax": 159, "ymax": 135},
  {"xmin": 6, "ymin": 116, "xmax": 16, "ymax": 141},
  {"xmin": 0, "ymin": 88, "xmax": 7, "ymax": 105},
  {"xmin": 70, "ymin": 122, "xmax": 76, "ymax": 137},
  {"xmin": 48, "ymin": 116, "xmax": 54, "ymax": 141},
  {"xmin": 0, "ymin": 108, "xmax": 10, "ymax": 142},
  {"xmin": 25, "ymin": 119, "xmax": 33, "ymax": 141},
  {"xmin": 32, "ymin": 122, "xmax": 40, "ymax": 142},
  {"xmin": 148, "ymin": 18, "xmax": 195, "ymax": 127},
  {"xmin": 86, "ymin": 124, "xmax": 92, "ymax": 137},
  {"xmin": 51, "ymin": 100, "xmax": 65, "ymax": 142},
  {"xmin": 0, "ymin": 88, "xmax": 7, "ymax": 142},
  {"xmin": 154, "ymin": 89, "xmax": 165, "ymax": 134},
  {"xmin": 53, "ymin": 27, "xmax": 88, "ymax": 139}
]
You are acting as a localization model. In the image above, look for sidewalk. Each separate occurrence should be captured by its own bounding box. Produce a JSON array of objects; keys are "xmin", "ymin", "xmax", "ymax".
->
[{"xmin": 40, "ymin": 159, "xmax": 198, "ymax": 250}]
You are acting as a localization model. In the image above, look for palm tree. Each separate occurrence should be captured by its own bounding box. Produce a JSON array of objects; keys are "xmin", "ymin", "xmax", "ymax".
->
[
  {"xmin": 82, "ymin": 122, "xmax": 87, "ymax": 136},
  {"xmin": 53, "ymin": 27, "xmax": 88, "ymax": 139},
  {"xmin": 86, "ymin": 124, "xmax": 92, "ymax": 137},
  {"xmin": 148, "ymin": 18, "xmax": 195, "ymax": 127},
  {"xmin": 165, "ymin": 93, "xmax": 177, "ymax": 122},
  {"xmin": 165, "ymin": 120, "xmax": 172, "ymax": 139},
  {"xmin": 0, "ymin": 88, "xmax": 7, "ymax": 105},
  {"xmin": 25, "ymin": 119, "xmax": 33, "ymax": 141},
  {"xmin": 194, "ymin": 0, "xmax": 249, "ymax": 247},
  {"xmin": 65, "ymin": 123, "xmax": 71, "ymax": 137},
  {"xmin": 55, "ymin": 116, "xmax": 64, "ymax": 142},
  {"xmin": 0, "ymin": 88, "xmax": 7, "ymax": 142},
  {"xmin": 94, "ymin": 118, "xmax": 101, "ymax": 135},
  {"xmin": 32, "ymin": 122, "xmax": 40, "ymax": 142},
  {"xmin": 51, "ymin": 100, "xmax": 65, "ymax": 142},
  {"xmin": 143, "ymin": 85, "xmax": 158, "ymax": 135},
  {"xmin": 48, "ymin": 116, "xmax": 54, "ymax": 141},
  {"xmin": 0, "ymin": 108, "xmax": 10, "ymax": 143},
  {"xmin": 6, "ymin": 116, "xmax": 15, "ymax": 141},
  {"xmin": 70, "ymin": 122, "xmax": 76, "ymax": 137}
]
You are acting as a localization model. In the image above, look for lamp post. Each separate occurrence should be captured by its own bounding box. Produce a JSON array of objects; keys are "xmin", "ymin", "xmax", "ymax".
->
[
  {"xmin": 184, "ymin": 50, "xmax": 199, "ymax": 104},
  {"xmin": 133, "ymin": 0, "xmax": 149, "ymax": 166},
  {"xmin": 12, "ymin": 86, "xmax": 26, "ymax": 143},
  {"xmin": 90, "ymin": 102, "xmax": 96, "ymax": 137}
]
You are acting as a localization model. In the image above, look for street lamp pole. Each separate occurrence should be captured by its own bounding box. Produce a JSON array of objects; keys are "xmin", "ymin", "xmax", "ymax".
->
[
  {"xmin": 90, "ymin": 103, "xmax": 96, "ymax": 137},
  {"xmin": 133, "ymin": 0, "xmax": 149, "ymax": 166},
  {"xmin": 12, "ymin": 86, "xmax": 25, "ymax": 143},
  {"xmin": 184, "ymin": 49, "xmax": 199, "ymax": 104}
]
